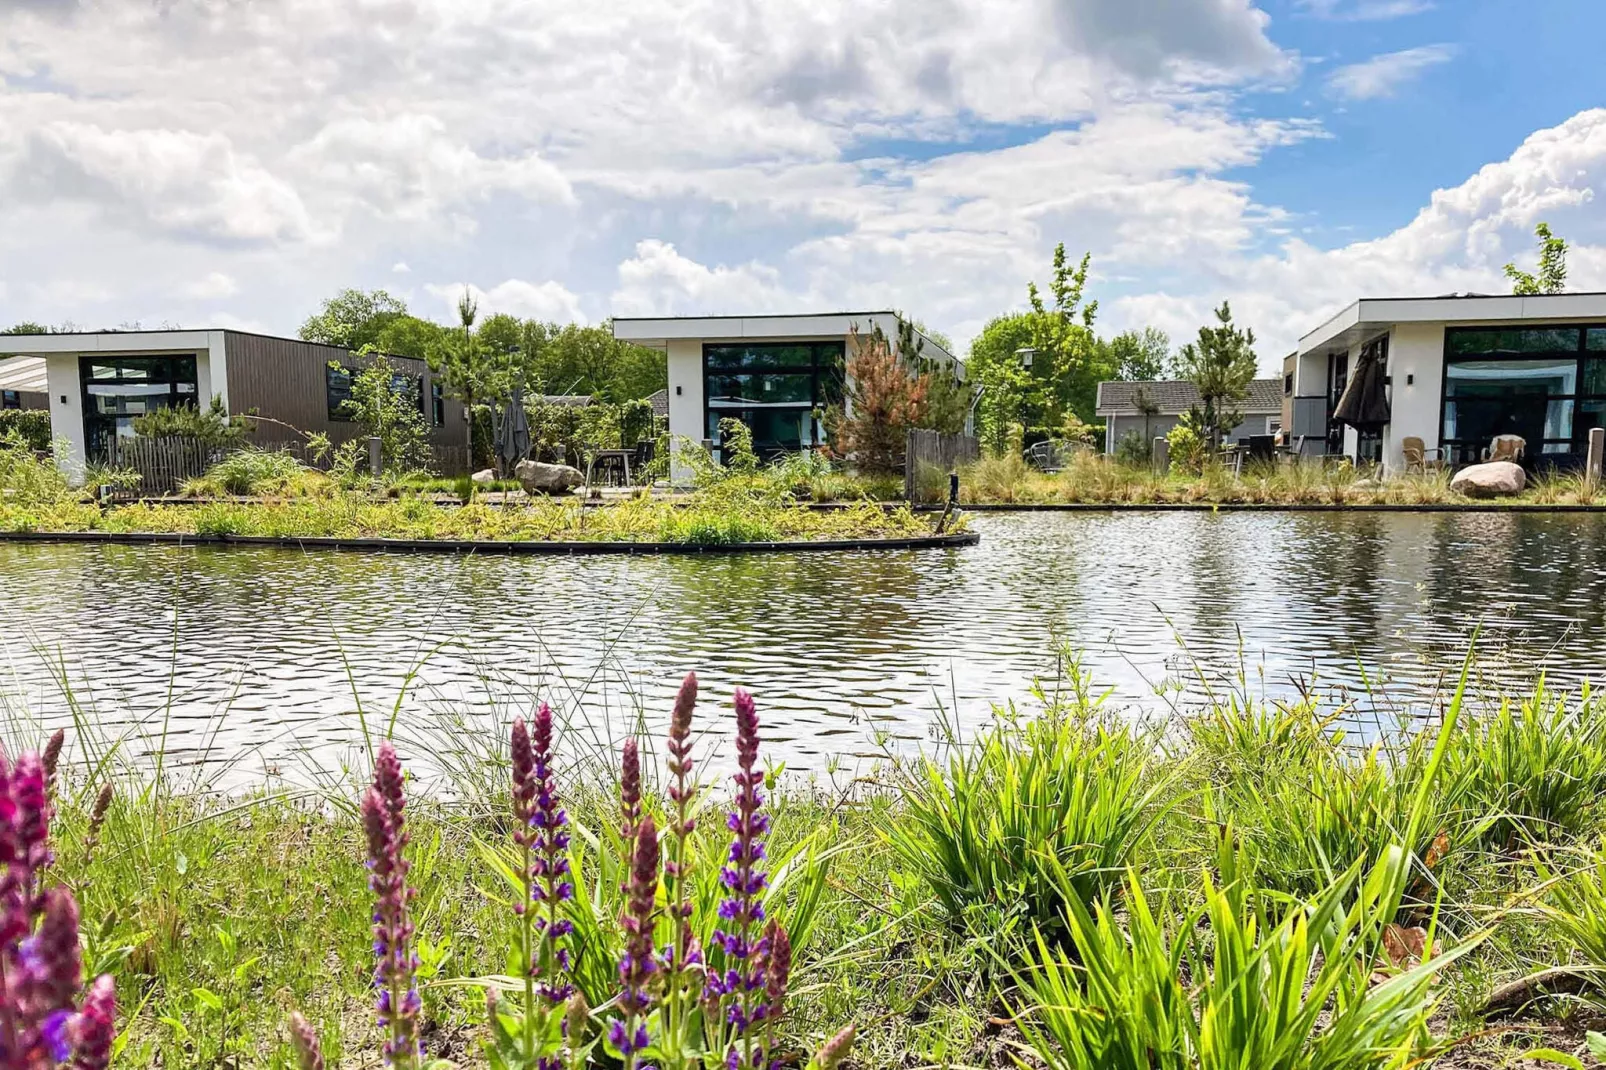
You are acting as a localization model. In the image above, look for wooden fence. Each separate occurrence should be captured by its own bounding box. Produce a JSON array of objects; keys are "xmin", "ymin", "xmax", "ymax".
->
[
  {"xmin": 108, "ymin": 438, "xmax": 475, "ymax": 497},
  {"xmin": 110, "ymin": 438, "xmax": 224, "ymax": 496},
  {"xmin": 905, "ymin": 429, "xmax": 980, "ymax": 502}
]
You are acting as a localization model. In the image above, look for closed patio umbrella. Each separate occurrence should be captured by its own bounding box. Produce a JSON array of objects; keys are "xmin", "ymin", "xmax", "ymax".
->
[
  {"xmin": 496, "ymin": 382, "xmax": 531, "ymax": 471},
  {"xmin": 1333, "ymin": 345, "xmax": 1391, "ymax": 428}
]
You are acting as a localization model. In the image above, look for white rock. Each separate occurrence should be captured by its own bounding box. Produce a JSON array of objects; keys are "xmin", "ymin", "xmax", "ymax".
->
[
  {"xmin": 514, "ymin": 458, "xmax": 584, "ymax": 495},
  {"xmin": 1450, "ymin": 461, "xmax": 1526, "ymax": 498},
  {"xmin": 469, "ymin": 469, "xmax": 496, "ymax": 486}
]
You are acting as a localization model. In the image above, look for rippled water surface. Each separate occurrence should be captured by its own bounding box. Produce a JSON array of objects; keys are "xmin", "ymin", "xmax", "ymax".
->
[{"xmin": 3, "ymin": 511, "xmax": 1606, "ymax": 780}]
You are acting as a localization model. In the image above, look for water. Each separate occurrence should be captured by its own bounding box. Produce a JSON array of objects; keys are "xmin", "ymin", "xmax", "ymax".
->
[{"xmin": 2, "ymin": 510, "xmax": 1605, "ymax": 783}]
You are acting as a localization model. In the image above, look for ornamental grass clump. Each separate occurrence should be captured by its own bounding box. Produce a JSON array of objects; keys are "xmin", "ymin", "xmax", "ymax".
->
[
  {"xmin": 0, "ymin": 745, "xmax": 118, "ymax": 1068},
  {"xmin": 889, "ymin": 685, "xmax": 1175, "ymax": 936},
  {"xmin": 1009, "ymin": 840, "xmax": 1474, "ymax": 1070}
]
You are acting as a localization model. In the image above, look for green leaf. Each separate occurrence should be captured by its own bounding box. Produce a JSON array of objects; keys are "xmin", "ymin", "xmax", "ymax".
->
[
  {"xmin": 1589, "ymin": 1032, "xmax": 1606, "ymax": 1060},
  {"xmin": 1522, "ymin": 1048, "xmax": 1584, "ymax": 1069}
]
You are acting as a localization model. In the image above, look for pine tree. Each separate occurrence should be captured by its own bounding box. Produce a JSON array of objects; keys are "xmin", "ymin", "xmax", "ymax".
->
[{"xmin": 1174, "ymin": 302, "xmax": 1257, "ymax": 451}]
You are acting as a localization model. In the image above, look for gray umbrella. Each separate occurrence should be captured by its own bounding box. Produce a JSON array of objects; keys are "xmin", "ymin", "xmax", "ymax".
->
[
  {"xmin": 497, "ymin": 382, "xmax": 532, "ymax": 470},
  {"xmin": 1333, "ymin": 345, "xmax": 1391, "ymax": 428}
]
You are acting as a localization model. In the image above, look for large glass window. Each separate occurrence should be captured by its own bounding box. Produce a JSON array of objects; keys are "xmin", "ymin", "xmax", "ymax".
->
[
  {"xmin": 703, "ymin": 342, "xmax": 844, "ymax": 462},
  {"xmin": 1440, "ymin": 325, "xmax": 1605, "ymax": 465},
  {"xmin": 80, "ymin": 355, "xmax": 200, "ymax": 461}
]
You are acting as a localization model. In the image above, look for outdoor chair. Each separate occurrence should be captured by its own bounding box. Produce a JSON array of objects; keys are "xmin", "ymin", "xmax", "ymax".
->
[
  {"xmin": 1401, "ymin": 436, "xmax": 1444, "ymax": 474},
  {"xmin": 1026, "ymin": 440, "xmax": 1065, "ymax": 472},
  {"xmin": 1482, "ymin": 435, "xmax": 1526, "ymax": 463}
]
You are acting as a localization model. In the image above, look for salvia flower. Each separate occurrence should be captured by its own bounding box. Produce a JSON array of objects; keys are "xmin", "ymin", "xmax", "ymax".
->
[
  {"xmin": 364, "ymin": 742, "xmax": 421, "ymax": 1068},
  {"xmin": 813, "ymin": 1024, "xmax": 855, "ymax": 1070},
  {"xmin": 526, "ymin": 705, "xmax": 574, "ymax": 1003},
  {"xmin": 41, "ymin": 731, "xmax": 64, "ymax": 798},
  {"xmin": 660, "ymin": 673, "xmax": 701, "ymax": 1049},
  {"xmin": 619, "ymin": 737, "xmax": 642, "ymax": 846},
  {"xmin": 287, "ymin": 1011, "xmax": 324, "ymax": 1070},
  {"xmin": 710, "ymin": 688, "xmax": 772, "ymax": 1070},
  {"xmin": 84, "ymin": 784, "xmax": 112, "ymax": 855},
  {"xmin": 610, "ymin": 814, "xmax": 659, "ymax": 1069},
  {"xmin": 0, "ymin": 744, "xmax": 116, "ymax": 1070}
]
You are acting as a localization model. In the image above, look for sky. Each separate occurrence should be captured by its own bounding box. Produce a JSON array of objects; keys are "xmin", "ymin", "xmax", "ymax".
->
[{"xmin": 1, "ymin": 0, "xmax": 1603, "ymax": 370}]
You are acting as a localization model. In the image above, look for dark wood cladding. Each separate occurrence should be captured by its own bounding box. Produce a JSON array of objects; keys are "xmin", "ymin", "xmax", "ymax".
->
[{"xmin": 222, "ymin": 331, "xmax": 466, "ymax": 448}]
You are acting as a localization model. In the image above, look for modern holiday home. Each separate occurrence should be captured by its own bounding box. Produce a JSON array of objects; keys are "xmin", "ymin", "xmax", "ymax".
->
[
  {"xmin": 1096, "ymin": 378, "xmax": 1283, "ymax": 455},
  {"xmin": 1288, "ymin": 292, "xmax": 1606, "ymax": 472},
  {"xmin": 610, "ymin": 312, "xmax": 962, "ymax": 475},
  {"xmin": 0, "ymin": 329, "xmax": 467, "ymax": 478}
]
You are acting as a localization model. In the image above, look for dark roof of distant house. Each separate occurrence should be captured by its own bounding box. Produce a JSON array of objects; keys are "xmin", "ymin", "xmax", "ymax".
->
[
  {"xmin": 1095, "ymin": 378, "xmax": 1283, "ymax": 416},
  {"xmin": 646, "ymin": 389, "xmax": 669, "ymax": 418}
]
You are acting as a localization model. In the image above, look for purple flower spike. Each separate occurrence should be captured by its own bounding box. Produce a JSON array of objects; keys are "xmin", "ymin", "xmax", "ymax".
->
[
  {"xmin": 529, "ymin": 704, "xmax": 574, "ymax": 1004},
  {"xmin": 365, "ymin": 742, "xmax": 420, "ymax": 1069},
  {"xmin": 286, "ymin": 1010, "xmax": 323, "ymax": 1070},
  {"xmin": 713, "ymin": 688, "xmax": 773, "ymax": 1070},
  {"xmin": 620, "ymin": 737, "xmax": 642, "ymax": 846},
  {"xmin": 72, "ymin": 974, "xmax": 116, "ymax": 1070},
  {"xmin": 615, "ymin": 815, "xmax": 660, "ymax": 1069}
]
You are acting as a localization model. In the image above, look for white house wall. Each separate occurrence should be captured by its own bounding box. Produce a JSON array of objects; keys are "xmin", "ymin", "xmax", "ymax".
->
[
  {"xmin": 1382, "ymin": 322, "xmax": 1444, "ymax": 472},
  {"xmin": 43, "ymin": 355, "xmax": 85, "ymax": 481},
  {"xmin": 665, "ymin": 338, "xmax": 704, "ymax": 483}
]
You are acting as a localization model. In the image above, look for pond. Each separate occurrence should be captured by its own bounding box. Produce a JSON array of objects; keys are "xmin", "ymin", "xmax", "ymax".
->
[{"xmin": 2, "ymin": 510, "xmax": 1604, "ymax": 784}]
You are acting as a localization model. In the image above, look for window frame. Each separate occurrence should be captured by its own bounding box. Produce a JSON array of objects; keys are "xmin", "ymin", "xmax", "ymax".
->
[
  {"xmin": 1438, "ymin": 323, "xmax": 1606, "ymax": 465},
  {"xmin": 702, "ymin": 341, "xmax": 845, "ymax": 461}
]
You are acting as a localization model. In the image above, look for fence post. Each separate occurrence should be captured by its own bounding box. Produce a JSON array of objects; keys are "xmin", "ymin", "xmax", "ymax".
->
[
  {"xmin": 904, "ymin": 428, "xmax": 917, "ymax": 502},
  {"xmin": 368, "ymin": 436, "xmax": 382, "ymax": 478},
  {"xmin": 1153, "ymin": 437, "xmax": 1169, "ymax": 475},
  {"xmin": 1589, "ymin": 427, "xmax": 1605, "ymax": 491}
]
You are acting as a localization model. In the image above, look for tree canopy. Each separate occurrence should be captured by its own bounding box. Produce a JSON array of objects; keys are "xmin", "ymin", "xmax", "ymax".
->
[
  {"xmin": 1174, "ymin": 301, "xmax": 1258, "ymax": 450},
  {"xmin": 298, "ymin": 289, "xmax": 411, "ymax": 352},
  {"xmin": 1505, "ymin": 222, "xmax": 1568, "ymax": 295}
]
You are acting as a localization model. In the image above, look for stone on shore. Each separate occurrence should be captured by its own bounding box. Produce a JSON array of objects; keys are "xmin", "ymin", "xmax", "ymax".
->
[
  {"xmin": 469, "ymin": 469, "xmax": 496, "ymax": 486},
  {"xmin": 514, "ymin": 458, "xmax": 584, "ymax": 495},
  {"xmin": 1450, "ymin": 461, "xmax": 1526, "ymax": 498}
]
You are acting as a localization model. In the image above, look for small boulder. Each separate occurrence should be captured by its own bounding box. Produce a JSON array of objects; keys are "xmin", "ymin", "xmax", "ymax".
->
[
  {"xmin": 1450, "ymin": 460, "xmax": 1526, "ymax": 498},
  {"xmin": 514, "ymin": 458, "xmax": 584, "ymax": 495},
  {"xmin": 469, "ymin": 469, "xmax": 496, "ymax": 487}
]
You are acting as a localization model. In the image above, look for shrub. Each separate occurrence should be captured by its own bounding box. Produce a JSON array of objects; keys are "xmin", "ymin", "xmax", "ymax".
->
[
  {"xmin": 1165, "ymin": 419, "xmax": 1208, "ymax": 474},
  {"xmin": 0, "ymin": 408, "xmax": 52, "ymax": 452},
  {"xmin": 888, "ymin": 675, "xmax": 1175, "ymax": 936},
  {"xmin": 183, "ymin": 448, "xmax": 310, "ymax": 497},
  {"xmin": 1113, "ymin": 430, "xmax": 1149, "ymax": 467},
  {"xmin": 132, "ymin": 395, "xmax": 248, "ymax": 447}
]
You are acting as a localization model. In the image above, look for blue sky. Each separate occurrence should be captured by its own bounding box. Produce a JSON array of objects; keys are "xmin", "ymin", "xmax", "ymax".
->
[{"xmin": 1, "ymin": 0, "xmax": 1603, "ymax": 366}]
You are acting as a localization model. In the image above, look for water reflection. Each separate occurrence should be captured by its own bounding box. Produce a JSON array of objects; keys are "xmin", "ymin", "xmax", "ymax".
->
[{"xmin": 2, "ymin": 511, "xmax": 1604, "ymax": 779}]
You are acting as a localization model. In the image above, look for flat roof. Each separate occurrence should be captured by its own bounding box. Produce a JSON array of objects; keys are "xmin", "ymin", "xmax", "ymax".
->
[
  {"xmin": 1298, "ymin": 292, "xmax": 1606, "ymax": 356},
  {"xmin": 611, "ymin": 311, "xmax": 959, "ymax": 366}
]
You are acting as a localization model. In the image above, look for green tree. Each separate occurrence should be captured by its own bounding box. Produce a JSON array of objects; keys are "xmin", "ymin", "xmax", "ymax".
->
[
  {"xmin": 2, "ymin": 322, "xmax": 51, "ymax": 335},
  {"xmin": 894, "ymin": 318, "xmax": 968, "ymax": 435},
  {"xmin": 529, "ymin": 323, "xmax": 665, "ymax": 401},
  {"xmin": 428, "ymin": 290, "xmax": 494, "ymax": 466},
  {"xmin": 334, "ymin": 355, "xmax": 432, "ymax": 475},
  {"xmin": 966, "ymin": 313, "xmax": 1037, "ymax": 454},
  {"xmin": 1174, "ymin": 302, "xmax": 1258, "ymax": 451},
  {"xmin": 1103, "ymin": 327, "xmax": 1171, "ymax": 381},
  {"xmin": 1504, "ymin": 222, "xmax": 1568, "ymax": 295},
  {"xmin": 1026, "ymin": 244, "xmax": 1113, "ymax": 433},
  {"xmin": 298, "ymin": 289, "xmax": 409, "ymax": 351},
  {"xmin": 372, "ymin": 315, "xmax": 447, "ymax": 360}
]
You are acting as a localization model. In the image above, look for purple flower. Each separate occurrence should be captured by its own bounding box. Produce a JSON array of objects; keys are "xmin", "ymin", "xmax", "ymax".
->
[
  {"xmin": 614, "ymin": 814, "xmax": 660, "ymax": 1068},
  {"xmin": 365, "ymin": 742, "xmax": 421, "ymax": 1068},
  {"xmin": 71, "ymin": 975, "xmax": 116, "ymax": 1070},
  {"xmin": 814, "ymin": 1024, "xmax": 855, "ymax": 1070},
  {"xmin": 527, "ymin": 704, "xmax": 574, "ymax": 1004},
  {"xmin": 41, "ymin": 731, "xmax": 64, "ymax": 799},
  {"xmin": 620, "ymin": 737, "xmax": 642, "ymax": 846},
  {"xmin": 712, "ymin": 689, "xmax": 772, "ymax": 1070},
  {"xmin": 286, "ymin": 1010, "xmax": 323, "ymax": 1070}
]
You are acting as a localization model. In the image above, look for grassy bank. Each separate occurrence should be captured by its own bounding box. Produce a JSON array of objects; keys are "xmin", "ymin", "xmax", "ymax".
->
[
  {"xmin": 0, "ymin": 495, "xmax": 942, "ymax": 545},
  {"xmin": 945, "ymin": 451, "xmax": 1606, "ymax": 507},
  {"xmin": 30, "ymin": 657, "xmax": 1606, "ymax": 1068}
]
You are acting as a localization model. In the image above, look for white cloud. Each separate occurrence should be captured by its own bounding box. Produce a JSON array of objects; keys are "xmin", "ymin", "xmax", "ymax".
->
[
  {"xmin": 1326, "ymin": 44, "xmax": 1456, "ymax": 101},
  {"xmin": 611, "ymin": 241, "xmax": 790, "ymax": 317},
  {"xmin": 426, "ymin": 280, "xmax": 586, "ymax": 324},
  {"xmin": 392, "ymin": 261, "xmax": 411, "ymax": 274},
  {"xmin": 1297, "ymin": 0, "xmax": 1434, "ymax": 20},
  {"xmin": 180, "ymin": 272, "xmax": 239, "ymax": 300}
]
